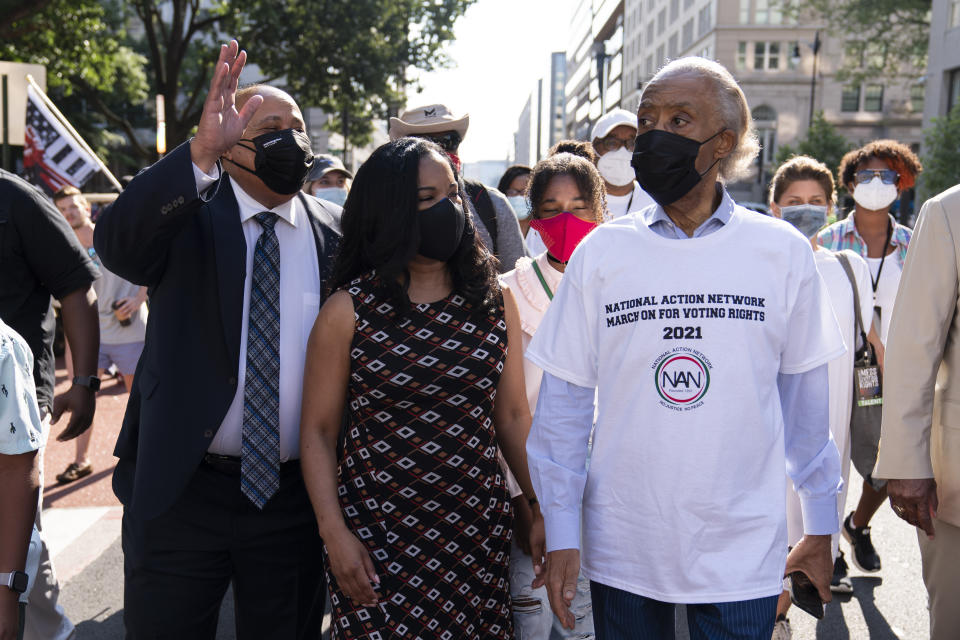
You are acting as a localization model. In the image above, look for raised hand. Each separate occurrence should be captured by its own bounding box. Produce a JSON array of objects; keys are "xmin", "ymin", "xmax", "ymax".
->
[{"xmin": 190, "ymin": 40, "xmax": 264, "ymax": 173}]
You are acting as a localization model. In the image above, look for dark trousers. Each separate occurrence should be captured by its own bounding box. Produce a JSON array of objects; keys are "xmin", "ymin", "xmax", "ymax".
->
[
  {"xmin": 121, "ymin": 460, "xmax": 325, "ymax": 640},
  {"xmin": 591, "ymin": 581, "xmax": 778, "ymax": 640}
]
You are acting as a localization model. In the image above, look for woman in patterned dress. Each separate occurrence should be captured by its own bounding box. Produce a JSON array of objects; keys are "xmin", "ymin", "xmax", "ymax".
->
[{"xmin": 300, "ymin": 137, "xmax": 544, "ymax": 639}]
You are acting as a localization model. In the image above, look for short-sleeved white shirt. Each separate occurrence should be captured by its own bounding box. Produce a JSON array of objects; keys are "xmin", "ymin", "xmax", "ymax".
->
[
  {"xmin": 526, "ymin": 205, "xmax": 845, "ymax": 603},
  {"xmin": 0, "ymin": 319, "xmax": 45, "ymax": 455}
]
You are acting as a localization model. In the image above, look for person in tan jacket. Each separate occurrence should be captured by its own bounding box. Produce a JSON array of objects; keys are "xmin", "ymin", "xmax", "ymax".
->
[{"xmin": 874, "ymin": 183, "xmax": 960, "ymax": 640}]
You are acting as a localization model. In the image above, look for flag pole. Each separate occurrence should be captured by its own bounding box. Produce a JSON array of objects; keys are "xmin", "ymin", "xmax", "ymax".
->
[{"xmin": 25, "ymin": 74, "xmax": 123, "ymax": 192}]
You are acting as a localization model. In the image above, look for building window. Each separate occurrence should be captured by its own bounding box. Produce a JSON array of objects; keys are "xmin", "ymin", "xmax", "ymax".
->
[
  {"xmin": 754, "ymin": 0, "xmax": 782, "ymax": 23},
  {"xmin": 841, "ymin": 85, "xmax": 861, "ymax": 112},
  {"xmin": 949, "ymin": 68, "xmax": 960, "ymax": 112},
  {"xmin": 684, "ymin": 0, "xmax": 694, "ymax": 9},
  {"xmin": 670, "ymin": 0, "xmax": 679, "ymax": 23},
  {"xmin": 668, "ymin": 33, "xmax": 678, "ymax": 58},
  {"xmin": 646, "ymin": 54, "xmax": 655, "ymax": 77},
  {"xmin": 740, "ymin": 0, "xmax": 750, "ymax": 23},
  {"xmin": 658, "ymin": 8, "xmax": 666, "ymax": 34},
  {"xmin": 698, "ymin": 4, "xmax": 712, "ymax": 37},
  {"xmin": 753, "ymin": 42, "xmax": 780, "ymax": 70},
  {"xmin": 682, "ymin": 19, "xmax": 695, "ymax": 49},
  {"xmin": 951, "ymin": 0, "xmax": 960, "ymax": 27},
  {"xmin": 864, "ymin": 85, "xmax": 884, "ymax": 112},
  {"xmin": 910, "ymin": 84, "xmax": 925, "ymax": 112},
  {"xmin": 647, "ymin": 0, "xmax": 655, "ymax": 11},
  {"xmin": 647, "ymin": 21, "xmax": 654, "ymax": 44},
  {"xmin": 737, "ymin": 42, "xmax": 748, "ymax": 70},
  {"xmin": 656, "ymin": 44, "xmax": 665, "ymax": 67}
]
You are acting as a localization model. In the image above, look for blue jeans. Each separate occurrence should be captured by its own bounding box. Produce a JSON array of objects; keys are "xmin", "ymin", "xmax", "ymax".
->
[{"xmin": 590, "ymin": 581, "xmax": 778, "ymax": 640}]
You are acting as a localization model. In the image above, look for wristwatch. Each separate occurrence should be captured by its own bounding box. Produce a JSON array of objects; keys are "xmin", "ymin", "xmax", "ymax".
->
[
  {"xmin": 72, "ymin": 375, "xmax": 101, "ymax": 392},
  {"xmin": 0, "ymin": 571, "xmax": 28, "ymax": 594}
]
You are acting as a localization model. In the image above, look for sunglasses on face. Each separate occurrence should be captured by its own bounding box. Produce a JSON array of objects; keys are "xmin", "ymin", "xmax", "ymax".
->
[
  {"xmin": 599, "ymin": 136, "xmax": 636, "ymax": 153},
  {"xmin": 420, "ymin": 132, "xmax": 462, "ymax": 153},
  {"xmin": 855, "ymin": 169, "xmax": 899, "ymax": 185}
]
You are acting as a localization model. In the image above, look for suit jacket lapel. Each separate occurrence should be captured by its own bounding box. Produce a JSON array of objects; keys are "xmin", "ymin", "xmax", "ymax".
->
[
  {"xmin": 209, "ymin": 178, "xmax": 246, "ymax": 368},
  {"xmin": 298, "ymin": 193, "xmax": 341, "ymax": 293}
]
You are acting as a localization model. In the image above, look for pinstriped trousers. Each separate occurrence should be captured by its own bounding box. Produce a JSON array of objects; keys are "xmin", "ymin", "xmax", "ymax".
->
[{"xmin": 590, "ymin": 581, "xmax": 778, "ymax": 640}]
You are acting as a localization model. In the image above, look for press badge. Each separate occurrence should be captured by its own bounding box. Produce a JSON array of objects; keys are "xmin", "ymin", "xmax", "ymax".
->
[{"xmin": 855, "ymin": 364, "xmax": 882, "ymax": 407}]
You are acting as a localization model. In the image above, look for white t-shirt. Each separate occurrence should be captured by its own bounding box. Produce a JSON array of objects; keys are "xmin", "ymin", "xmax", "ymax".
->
[
  {"xmin": 865, "ymin": 255, "xmax": 903, "ymax": 344},
  {"xmin": 786, "ymin": 250, "xmax": 872, "ymax": 547},
  {"xmin": 604, "ymin": 182, "xmax": 656, "ymax": 220},
  {"xmin": 525, "ymin": 227, "xmax": 547, "ymax": 256},
  {"xmin": 526, "ymin": 207, "xmax": 845, "ymax": 603}
]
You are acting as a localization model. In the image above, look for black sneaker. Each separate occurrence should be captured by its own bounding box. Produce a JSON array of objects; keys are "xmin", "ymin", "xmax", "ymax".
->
[
  {"xmin": 830, "ymin": 551, "xmax": 854, "ymax": 593},
  {"xmin": 843, "ymin": 512, "xmax": 881, "ymax": 572}
]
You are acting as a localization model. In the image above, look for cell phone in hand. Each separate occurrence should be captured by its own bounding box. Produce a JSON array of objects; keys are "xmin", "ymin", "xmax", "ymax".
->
[{"xmin": 785, "ymin": 570, "xmax": 824, "ymax": 619}]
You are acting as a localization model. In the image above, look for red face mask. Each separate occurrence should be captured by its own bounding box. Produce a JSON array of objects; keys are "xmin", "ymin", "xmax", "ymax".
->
[
  {"xmin": 445, "ymin": 151, "xmax": 462, "ymax": 174},
  {"xmin": 529, "ymin": 212, "xmax": 597, "ymax": 263}
]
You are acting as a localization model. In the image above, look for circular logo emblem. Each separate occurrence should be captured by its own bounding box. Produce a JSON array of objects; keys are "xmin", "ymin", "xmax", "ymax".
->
[{"xmin": 655, "ymin": 353, "xmax": 710, "ymax": 405}]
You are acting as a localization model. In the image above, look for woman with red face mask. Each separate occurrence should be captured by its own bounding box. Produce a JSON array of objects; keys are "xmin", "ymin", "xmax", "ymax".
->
[{"xmin": 498, "ymin": 152, "xmax": 606, "ymax": 640}]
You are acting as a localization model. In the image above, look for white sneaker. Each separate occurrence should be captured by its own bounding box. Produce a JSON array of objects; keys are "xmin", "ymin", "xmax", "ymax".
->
[{"xmin": 771, "ymin": 616, "xmax": 792, "ymax": 640}]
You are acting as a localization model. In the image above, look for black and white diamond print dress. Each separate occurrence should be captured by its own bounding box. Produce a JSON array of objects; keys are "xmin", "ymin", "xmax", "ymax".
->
[{"xmin": 327, "ymin": 273, "xmax": 513, "ymax": 639}]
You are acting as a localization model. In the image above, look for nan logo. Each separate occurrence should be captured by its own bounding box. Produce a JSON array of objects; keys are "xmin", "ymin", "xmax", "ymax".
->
[{"xmin": 655, "ymin": 352, "xmax": 710, "ymax": 408}]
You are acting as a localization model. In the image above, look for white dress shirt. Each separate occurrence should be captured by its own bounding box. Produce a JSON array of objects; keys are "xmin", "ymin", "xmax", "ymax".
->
[{"xmin": 194, "ymin": 164, "xmax": 321, "ymax": 460}]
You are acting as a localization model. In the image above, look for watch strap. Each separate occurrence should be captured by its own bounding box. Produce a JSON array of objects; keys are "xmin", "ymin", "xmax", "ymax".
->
[
  {"xmin": 73, "ymin": 375, "xmax": 101, "ymax": 391},
  {"xmin": 0, "ymin": 571, "xmax": 28, "ymax": 593}
]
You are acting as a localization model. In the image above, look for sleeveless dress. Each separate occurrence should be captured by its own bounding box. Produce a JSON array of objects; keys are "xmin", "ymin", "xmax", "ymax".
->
[{"xmin": 327, "ymin": 273, "xmax": 514, "ymax": 639}]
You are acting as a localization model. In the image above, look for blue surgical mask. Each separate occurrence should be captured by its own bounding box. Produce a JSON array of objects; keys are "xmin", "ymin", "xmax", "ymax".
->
[
  {"xmin": 313, "ymin": 186, "xmax": 348, "ymax": 207},
  {"xmin": 507, "ymin": 195, "xmax": 531, "ymax": 220},
  {"xmin": 780, "ymin": 204, "xmax": 828, "ymax": 239}
]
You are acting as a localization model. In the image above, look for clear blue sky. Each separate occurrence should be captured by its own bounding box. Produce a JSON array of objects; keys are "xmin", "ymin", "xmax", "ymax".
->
[{"xmin": 407, "ymin": 0, "xmax": 575, "ymax": 162}]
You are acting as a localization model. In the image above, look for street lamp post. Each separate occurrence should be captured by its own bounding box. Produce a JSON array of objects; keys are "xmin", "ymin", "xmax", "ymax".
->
[
  {"xmin": 593, "ymin": 42, "xmax": 609, "ymax": 115},
  {"xmin": 808, "ymin": 31, "xmax": 821, "ymax": 126}
]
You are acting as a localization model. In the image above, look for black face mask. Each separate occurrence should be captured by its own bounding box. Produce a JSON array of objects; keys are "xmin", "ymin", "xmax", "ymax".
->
[
  {"xmin": 418, "ymin": 197, "xmax": 466, "ymax": 262},
  {"xmin": 225, "ymin": 128, "xmax": 314, "ymax": 195},
  {"xmin": 630, "ymin": 129, "xmax": 724, "ymax": 207}
]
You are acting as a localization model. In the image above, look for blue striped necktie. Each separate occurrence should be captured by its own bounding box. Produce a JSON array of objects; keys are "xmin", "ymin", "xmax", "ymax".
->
[{"xmin": 241, "ymin": 211, "xmax": 281, "ymax": 509}]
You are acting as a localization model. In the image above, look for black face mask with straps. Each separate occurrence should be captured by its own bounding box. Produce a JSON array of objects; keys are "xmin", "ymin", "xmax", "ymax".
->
[
  {"xmin": 630, "ymin": 128, "xmax": 725, "ymax": 207},
  {"xmin": 417, "ymin": 197, "xmax": 466, "ymax": 262},
  {"xmin": 224, "ymin": 128, "xmax": 314, "ymax": 195}
]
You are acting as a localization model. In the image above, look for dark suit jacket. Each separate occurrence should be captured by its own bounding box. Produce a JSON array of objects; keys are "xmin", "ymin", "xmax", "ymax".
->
[{"xmin": 94, "ymin": 142, "xmax": 340, "ymax": 519}]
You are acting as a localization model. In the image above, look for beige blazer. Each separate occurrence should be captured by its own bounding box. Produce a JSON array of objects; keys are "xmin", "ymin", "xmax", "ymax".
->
[{"xmin": 875, "ymin": 184, "xmax": 960, "ymax": 527}]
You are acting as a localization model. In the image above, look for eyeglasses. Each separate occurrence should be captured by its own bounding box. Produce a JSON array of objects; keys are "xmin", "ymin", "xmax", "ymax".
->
[
  {"xmin": 598, "ymin": 136, "xmax": 636, "ymax": 152},
  {"xmin": 420, "ymin": 131, "xmax": 462, "ymax": 153},
  {"xmin": 855, "ymin": 169, "xmax": 899, "ymax": 185}
]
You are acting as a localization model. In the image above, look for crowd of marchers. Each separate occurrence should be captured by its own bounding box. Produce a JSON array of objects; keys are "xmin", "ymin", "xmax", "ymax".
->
[{"xmin": 2, "ymin": 39, "xmax": 959, "ymax": 640}]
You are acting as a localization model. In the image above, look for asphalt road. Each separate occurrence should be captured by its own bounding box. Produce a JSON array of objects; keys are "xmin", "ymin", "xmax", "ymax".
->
[{"xmin": 43, "ymin": 362, "xmax": 930, "ymax": 639}]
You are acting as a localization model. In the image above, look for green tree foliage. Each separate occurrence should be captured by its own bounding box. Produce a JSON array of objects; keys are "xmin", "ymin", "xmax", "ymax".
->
[
  {"xmin": 0, "ymin": 0, "xmax": 151, "ymax": 165},
  {"xmin": 919, "ymin": 103, "xmax": 960, "ymax": 201},
  {"xmin": 787, "ymin": 0, "xmax": 930, "ymax": 84},
  {"xmin": 237, "ymin": 0, "xmax": 476, "ymax": 154},
  {"xmin": 775, "ymin": 111, "xmax": 854, "ymax": 187}
]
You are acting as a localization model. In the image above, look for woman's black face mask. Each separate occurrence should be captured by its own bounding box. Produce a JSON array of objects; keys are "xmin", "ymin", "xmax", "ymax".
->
[
  {"xmin": 418, "ymin": 197, "xmax": 466, "ymax": 262},
  {"xmin": 225, "ymin": 128, "xmax": 314, "ymax": 195},
  {"xmin": 630, "ymin": 128, "xmax": 725, "ymax": 207}
]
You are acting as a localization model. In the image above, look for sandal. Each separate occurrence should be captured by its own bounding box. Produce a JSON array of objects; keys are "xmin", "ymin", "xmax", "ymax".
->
[{"xmin": 56, "ymin": 462, "xmax": 93, "ymax": 484}]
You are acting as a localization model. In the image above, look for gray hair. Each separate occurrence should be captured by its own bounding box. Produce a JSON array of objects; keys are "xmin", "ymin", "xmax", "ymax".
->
[{"xmin": 645, "ymin": 57, "xmax": 759, "ymax": 182}]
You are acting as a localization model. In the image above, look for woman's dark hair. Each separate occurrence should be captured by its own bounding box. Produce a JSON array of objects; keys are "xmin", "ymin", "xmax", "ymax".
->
[
  {"xmin": 497, "ymin": 165, "xmax": 532, "ymax": 194},
  {"xmin": 838, "ymin": 139, "xmax": 923, "ymax": 191},
  {"xmin": 328, "ymin": 137, "xmax": 500, "ymax": 312},
  {"xmin": 527, "ymin": 153, "xmax": 607, "ymax": 222},
  {"xmin": 548, "ymin": 139, "xmax": 598, "ymax": 164}
]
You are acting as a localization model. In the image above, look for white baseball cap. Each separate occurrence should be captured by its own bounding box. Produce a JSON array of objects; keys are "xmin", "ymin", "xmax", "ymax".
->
[
  {"xmin": 389, "ymin": 104, "xmax": 470, "ymax": 141},
  {"xmin": 591, "ymin": 108, "xmax": 639, "ymax": 140}
]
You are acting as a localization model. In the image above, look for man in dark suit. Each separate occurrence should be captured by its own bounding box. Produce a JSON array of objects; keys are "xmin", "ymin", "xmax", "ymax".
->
[{"xmin": 94, "ymin": 41, "xmax": 340, "ymax": 639}]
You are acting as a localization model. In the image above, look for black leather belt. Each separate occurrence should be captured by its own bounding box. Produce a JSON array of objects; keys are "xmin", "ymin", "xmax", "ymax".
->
[{"xmin": 202, "ymin": 453, "xmax": 301, "ymax": 476}]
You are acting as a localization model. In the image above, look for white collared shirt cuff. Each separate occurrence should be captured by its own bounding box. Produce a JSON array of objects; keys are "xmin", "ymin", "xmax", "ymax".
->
[
  {"xmin": 544, "ymin": 510, "xmax": 581, "ymax": 552},
  {"xmin": 800, "ymin": 493, "xmax": 840, "ymax": 535},
  {"xmin": 192, "ymin": 161, "xmax": 219, "ymax": 193}
]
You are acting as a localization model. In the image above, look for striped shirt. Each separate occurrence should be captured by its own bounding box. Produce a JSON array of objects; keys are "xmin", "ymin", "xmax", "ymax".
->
[{"xmin": 816, "ymin": 213, "xmax": 912, "ymax": 267}]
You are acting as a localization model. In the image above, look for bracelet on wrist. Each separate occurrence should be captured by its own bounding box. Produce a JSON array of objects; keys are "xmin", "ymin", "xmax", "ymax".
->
[{"xmin": 527, "ymin": 496, "xmax": 539, "ymax": 508}]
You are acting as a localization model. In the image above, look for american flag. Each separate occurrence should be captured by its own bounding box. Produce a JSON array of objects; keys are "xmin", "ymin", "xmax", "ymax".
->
[{"xmin": 23, "ymin": 84, "xmax": 98, "ymax": 195}]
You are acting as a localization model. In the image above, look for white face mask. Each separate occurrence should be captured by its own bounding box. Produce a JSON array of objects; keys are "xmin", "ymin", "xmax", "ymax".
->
[
  {"xmin": 507, "ymin": 195, "xmax": 531, "ymax": 220},
  {"xmin": 853, "ymin": 177, "xmax": 898, "ymax": 212},
  {"xmin": 597, "ymin": 147, "xmax": 636, "ymax": 187},
  {"xmin": 313, "ymin": 186, "xmax": 348, "ymax": 207}
]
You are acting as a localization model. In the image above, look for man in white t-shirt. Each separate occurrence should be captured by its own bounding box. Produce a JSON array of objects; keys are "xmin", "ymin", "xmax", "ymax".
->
[
  {"xmin": 590, "ymin": 108, "xmax": 655, "ymax": 220},
  {"xmin": 526, "ymin": 57, "xmax": 845, "ymax": 639}
]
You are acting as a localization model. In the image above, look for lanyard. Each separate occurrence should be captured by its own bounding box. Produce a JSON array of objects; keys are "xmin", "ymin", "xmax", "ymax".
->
[
  {"xmin": 870, "ymin": 220, "xmax": 894, "ymax": 294},
  {"xmin": 530, "ymin": 261, "xmax": 553, "ymax": 300}
]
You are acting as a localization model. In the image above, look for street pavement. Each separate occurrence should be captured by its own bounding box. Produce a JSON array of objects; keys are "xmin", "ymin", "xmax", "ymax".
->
[{"xmin": 42, "ymin": 362, "xmax": 930, "ymax": 639}]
